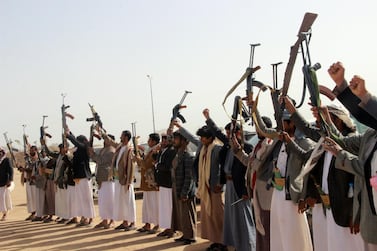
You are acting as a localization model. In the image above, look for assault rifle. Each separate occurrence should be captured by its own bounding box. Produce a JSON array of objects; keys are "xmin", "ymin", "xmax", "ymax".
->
[
  {"xmin": 277, "ymin": 12, "xmax": 317, "ymax": 131},
  {"xmin": 40, "ymin": 115, "xmax": 51, "ymax": 152},
  {"xmin": 281, "ymin": 12, "xmax": 318, "ymax": 98},
  {"xmin": 3, "ymin": 132, "xmax": 17, "ymax": 168},
  {"xmin": 61, "ymin": 94, "xmax": 74, "ymax": 147},
  {"xmin": 131, "ymin": 122, "xmax": 140, "ymax": 158},
  {"xmin": 87, "ymin": 103, "xmax": 105, "ymax": 130},
  {"xmin": 168, "ymin": 90, "xmax": 192, "ymax": 133},
  {"xmin": 22, "ymin": 124, "xmax": 31, "ymax": 165},
  {"xmin": 223, "ymin": 43, "xmax": 267, "ymax": 132},
  {"xmin": 270, "ymin": 62, "xmax": 283, "ymax": 131},
  {"xmin": 246, "ymin": 43, "xmax": 261, "ymax": 121},
  {"xmin": 300, "ymin": 29, "xmax": 337, "ymax": 137},
  {"xmin": 86, "ymin": 103, "xmax": 103, "ymax": 146}
]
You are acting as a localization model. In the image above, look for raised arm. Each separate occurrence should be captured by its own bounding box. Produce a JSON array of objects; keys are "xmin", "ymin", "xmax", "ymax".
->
[{"xmin": 203, "ymin": 108, "xmax": 228, "ymax": 144}]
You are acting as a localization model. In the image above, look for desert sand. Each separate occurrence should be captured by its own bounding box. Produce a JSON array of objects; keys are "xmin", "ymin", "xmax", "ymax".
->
[{"xmin": 0, "ymin": 170, "xmax": 213, "ymax": 251}]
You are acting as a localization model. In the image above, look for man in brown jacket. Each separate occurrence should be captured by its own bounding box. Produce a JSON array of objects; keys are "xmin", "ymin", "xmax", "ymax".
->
[
  {"xmin": 135, "ymin": 133, "xmax": 160, "ymax": 233},
  {"xmin": 104, "ymin": 130, "xmax": 136, "ymax": 231}
]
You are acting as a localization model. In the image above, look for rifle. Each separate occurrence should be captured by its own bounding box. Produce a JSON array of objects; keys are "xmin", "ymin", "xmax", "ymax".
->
[
  {"xmin": 40, "ymin": 115, "xmax": 51, "ymax": 152},
  {"xmin": 230, "ymin": 96, "xmax": 244, "ymax": 146},
  {"xmin": 61, "ymin": 94, "xmax": 74, "ymax": 147},
  {"xmin": 223, "ymin": 44, "xmax": 267, "ymax": 129},
  {"xmin": 131, "ymin": 122, "xmax": 140, "ymax": 158},
  {"xmin": 275, "ymin": 12, "xmax": 317, "ymax": 131},
  {"xmin": 86, "ymin": 103, "xmax": 103, "ymax": 146},
  {"xmin": 246, "ymin": 43, "xmax": 261, "ymax": 121},
  {"xmin": 3, "ymin": 132, "xmax": 17, "ymax": 168},
  {"xmin": 270, "ymin": 62, "xmax": 284, "ymax": 131},
  {"xmin": 300, "ymin": 30, "xmax": 335, "ymax": 138},
  {"xmin": 281, "ymin": 12, "xmax": 318, "ymax": 98},
  {"xmin": 168, "ymin": 90, "xmax": 192, "ymax": 133},
  {"xmin": 22, "ymin": 124, "xmax": 31, "ymax": 166}
]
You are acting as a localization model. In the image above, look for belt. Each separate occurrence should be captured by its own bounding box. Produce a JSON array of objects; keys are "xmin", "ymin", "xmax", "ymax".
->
[{"xmin": 226, "ymin": 175, "xmax": 233, "ymax": 181}]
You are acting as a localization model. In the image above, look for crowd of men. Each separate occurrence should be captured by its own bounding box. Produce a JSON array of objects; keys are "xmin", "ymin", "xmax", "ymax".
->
[{"xmin": 0, "ymin": 61, "xmax": 377, "ymax": 251}]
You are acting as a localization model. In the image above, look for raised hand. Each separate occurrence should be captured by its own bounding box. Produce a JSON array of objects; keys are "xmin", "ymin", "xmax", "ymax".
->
[
  {"xmin": 349, "ymin": 75, "xmax": 368, "ymax": 98},
  {"xmin": 328, "ymin": 62, "xmax": 345, "ymax": 86},
  {"xmin": 283, "ymin": 96, "xmax": 296, "ymax": 114},
  {"xmin": 202, "ymin": 108, "xmax": 210, "ymax": 120},
  {"xmin": 322, "ymin": 137, "xmax": 342, "ymax": 156}
]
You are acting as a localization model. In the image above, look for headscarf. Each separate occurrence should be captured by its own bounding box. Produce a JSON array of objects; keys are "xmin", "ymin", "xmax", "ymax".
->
[{"xmin": 327, "ymin": 104, "xmax": 356, "ymax": 132}]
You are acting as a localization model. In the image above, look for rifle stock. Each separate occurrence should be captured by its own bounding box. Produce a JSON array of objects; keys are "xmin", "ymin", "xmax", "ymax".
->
[{"xmin": 282, "ymin": 12, "xmax": 318, "ymax": 97}]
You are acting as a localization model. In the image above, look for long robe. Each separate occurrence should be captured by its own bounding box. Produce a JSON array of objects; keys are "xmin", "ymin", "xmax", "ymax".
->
[
  {"xmin": 158, "ymin": 186, "xmax": 172, "ymax": 229},
  {"xmin": 98, "ymin": 181, "xmax": 114, "ymax": 220},
  {"xmin": 171, "ymin": 185, "xmax": 196, "ymax": 239},
  {"xmin": 223, "ymin": 180, "xmax": 256, "ymax": 250}
]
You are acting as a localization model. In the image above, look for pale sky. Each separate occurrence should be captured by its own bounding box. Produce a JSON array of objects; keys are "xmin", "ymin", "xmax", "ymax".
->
[{"xmin": 1, "ymin": 0, "xmax": 376, "ymax": 148}]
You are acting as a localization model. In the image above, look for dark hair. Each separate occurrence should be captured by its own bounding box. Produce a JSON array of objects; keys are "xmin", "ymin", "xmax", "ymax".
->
[
  {"xmin": 196, "ymin": 125, "xmax": 214, "ymax": 138},
  {"xmin": 58, "ymin": 143, "xmax": 69, "ymax": 148},
  {"xmin": 122, "ymin": 130, "xmax": 132, "ymax": 140},
  {"xmin": 173, "ymin": 131, "xmax": 188, "ymax": 141},
  {"xmin": 262, "ymin": 116, "xmax": 272, "ymax": 128},
  {"xmin": 149, "ymin": 133, "xmax": 160, "ymax": 143},
  {"xmin": 108, "ymin": 134, "xmax": 115, "ymax": 141},
  {"xmin": 77, "ymin": 135, "xmax": 89, "ymax": 144}
]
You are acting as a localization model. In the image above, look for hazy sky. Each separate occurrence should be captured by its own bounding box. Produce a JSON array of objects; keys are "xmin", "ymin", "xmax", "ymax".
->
[{"xmin": 1, "ymin": 0, "xmax": 376, "ymax": 148}]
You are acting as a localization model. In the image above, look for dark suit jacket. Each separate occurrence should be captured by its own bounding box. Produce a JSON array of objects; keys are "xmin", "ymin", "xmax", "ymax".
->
[
  {"xmin": 173, "ymin": 149, "xmax": 196, "ymax": 198},
  {"xmin": 67, "ymin": 133, "xmax": 91, "ymax": 179},
  {"xmin": 334, "ymin": 128, "xmax": 377, "ymax": 244},
  {"xmin": 307, "ymin": 154, "xmax": 354, "ymax": 227},
  {"xmin": 0, "ymin": 158, "xmax": 13, "ymax": 187},
  {"xmin": 155, "ymin": 145, "xmax": 176, "ymax": 188},
  {"xmin": 205, "ymin": 118, "xmax": 248, "ymax": 198},
  {"xmin": 335, "ymin": 84, "xmax": 377, "ymax": 130},
  {"xmin": 291, "ymin": 111, "xmax": 355, "ymax": 227},
  {"xmin": 178, "ymin": 127, "xmax": 224, "ymax": 192}
]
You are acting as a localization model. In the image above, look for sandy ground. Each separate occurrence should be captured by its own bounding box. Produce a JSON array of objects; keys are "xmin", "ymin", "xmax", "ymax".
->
[{"xmin": 0, "ymin": 171, "xmax": 213, "ymax": 251}]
